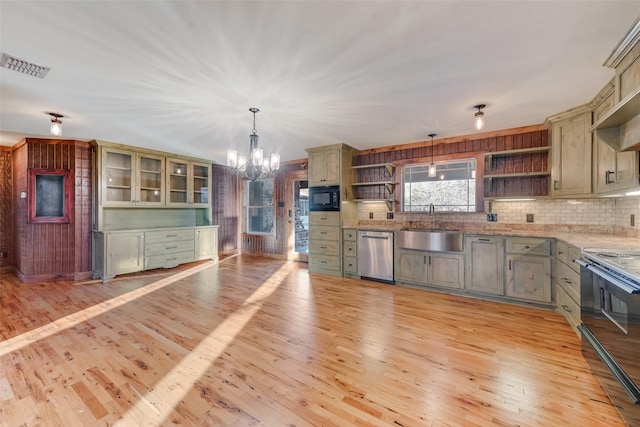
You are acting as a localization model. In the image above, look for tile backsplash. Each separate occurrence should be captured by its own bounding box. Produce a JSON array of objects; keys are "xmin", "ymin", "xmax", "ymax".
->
[{"xmin": 356, "ymin": 197, "xmax": 640, "ymax": 233}]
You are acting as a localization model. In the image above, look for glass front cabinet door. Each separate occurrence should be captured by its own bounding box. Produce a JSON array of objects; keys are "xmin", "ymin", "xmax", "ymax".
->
[
  {"xmin": 167, "ymin": 159, "xmax": 211, "ymax": 206},
  {"xmin": 137, "ymin": 153, "xmax": 164, "ymax": 205},
  {"xmin": 103, "ymin": 147, "xmax": 135, "ymax": 205}
]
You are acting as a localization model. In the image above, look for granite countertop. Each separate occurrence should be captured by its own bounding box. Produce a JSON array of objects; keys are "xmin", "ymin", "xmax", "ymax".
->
[{"xmin": 343, "ymin": 220, "xmax": 640, "ymax": 252}]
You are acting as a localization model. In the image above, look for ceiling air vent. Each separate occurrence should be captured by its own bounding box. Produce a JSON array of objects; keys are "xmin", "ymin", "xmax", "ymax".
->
[{"xmin": 0, "ymin": 53, "xmax": 50, "ymax": 79}]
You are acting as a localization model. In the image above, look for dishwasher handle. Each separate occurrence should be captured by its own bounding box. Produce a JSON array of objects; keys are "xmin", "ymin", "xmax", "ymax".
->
[{"xmin": 361, "ymin": 235, "xmax": 390, "ymax": 240}]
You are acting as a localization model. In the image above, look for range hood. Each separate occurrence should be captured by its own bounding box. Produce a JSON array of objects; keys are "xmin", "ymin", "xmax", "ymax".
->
[{"xmin": 592, "ymin": 18, "xmax": 640, "ymax": 152}]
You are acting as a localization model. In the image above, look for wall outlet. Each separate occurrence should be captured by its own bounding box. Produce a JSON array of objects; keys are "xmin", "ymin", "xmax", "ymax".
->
[
  {"xmin": 386, "ymin": 212, "xmax": 394, "ymax": 220},
  {"xmin": 487, "ymin": 213, "xmax": 498, "ymax": 222},
  {"xmin": 369, "ymin": 212, "xmax": 374, "ymax": 219},
  {"xmin": 526, "ymin": 213, "xmax": 534, "ymax": 223}
]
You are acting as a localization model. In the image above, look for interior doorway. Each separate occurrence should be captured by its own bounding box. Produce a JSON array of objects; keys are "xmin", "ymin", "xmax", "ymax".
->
[{"xmin": 285, "ymin": 169, "xmax": 309, "ymax": 262}]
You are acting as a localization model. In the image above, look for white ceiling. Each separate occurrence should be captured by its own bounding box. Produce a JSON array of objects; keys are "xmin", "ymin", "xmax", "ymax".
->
[{"xmin": 1, "ymin": 1, "xmax": 639, "ymax": 164}]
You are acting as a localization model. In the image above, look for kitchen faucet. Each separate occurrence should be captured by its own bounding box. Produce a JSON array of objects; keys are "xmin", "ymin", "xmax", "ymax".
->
[{"xmin": 429, "ymin": 204, "xmax": 436, "ymax": 229}]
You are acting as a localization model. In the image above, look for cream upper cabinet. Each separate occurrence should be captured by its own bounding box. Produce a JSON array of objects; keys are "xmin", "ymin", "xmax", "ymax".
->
[
  {"xmin": 101, "ymin": 146, "xmax": 165, "ymax": 206},
  {"xmin": 549, "ymin": 109, "xmax": 592, "ymax": 197},
  {"xmin": 166, "ymin": 159, "xmax": 211, "ymax": 206},
  {"xmin": 593, "ymin": 89, "xmax": 639, "ymax": 193},
  {"xmin": 308, "ymin": 146, "xmax": 341, "ymax": 186}
]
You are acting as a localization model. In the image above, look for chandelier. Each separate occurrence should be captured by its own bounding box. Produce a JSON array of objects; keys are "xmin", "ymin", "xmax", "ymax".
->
[{"xmin": 227, "ymin": 108, "xmax": 280, "ymax": 181}]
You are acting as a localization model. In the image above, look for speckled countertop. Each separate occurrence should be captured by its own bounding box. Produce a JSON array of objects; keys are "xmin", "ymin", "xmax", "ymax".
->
[{"xmin": 343, "ymin": 220, "xmax": 640, "ymax": 252}]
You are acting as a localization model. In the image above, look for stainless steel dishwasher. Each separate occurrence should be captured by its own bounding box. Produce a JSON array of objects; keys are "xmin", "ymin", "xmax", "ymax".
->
[{"xmin": 357, "ymin": 230, "xmax": 394, "ymax": 282}]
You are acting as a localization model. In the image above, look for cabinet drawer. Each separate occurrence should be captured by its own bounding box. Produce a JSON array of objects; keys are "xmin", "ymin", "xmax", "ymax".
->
[
  {"xmin": 343, "ymin": 240, "xmax": 356, "ymax": 257},
  {"xmin": 145, "ymin": 228, "xmax": 194, "ymax": 244},
  {"xmin": 506, "ymin": 238, "xmax": 550, "ymax": 256},
  {"xmin": 344, "ymin": 256, "xmax": 357, "ymax": 274},
  {"xmin": 145, "ymin": 239, "xmax": 195, "ymax": 256},
  {"xmin": 554, "ymin": 280, "xmax": 581, "ymax": 330},
  {"xmin": 309, "ymin": 226, "xmax": 340, "ymax": 241},
  {"xmin": 310, "ymin": 211, "xmax": 340, "ymax": 226},
  {"xmin": 567, "ymin": 245, "xmax": 582, "ymax": 274},
  {"xmin": 145, "ymin": 250, "xmax": 194, "ymax": 269},
  {"xmin": 310, "ymin": 240, "xmax": 340, "ymax": 255},
  {"xmin": 309, "ymin": 254, "xmax": 341, "ymax": 272},
  {"xmin": 553, "ymin": 259, "xmax": 580, "ymax": 303},
  {"xmin": 343, "ymin": 229, "xmax": 357, "ymax": 241}
]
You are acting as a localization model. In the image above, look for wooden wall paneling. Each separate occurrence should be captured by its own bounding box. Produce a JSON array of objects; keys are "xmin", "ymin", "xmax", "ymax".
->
[
  {"xmin": 212, "ymin": 164, "xmax": 239, "ymax": 253},
  {"xmin": 0, "ymin": 148, "xmax": 13, "ymax": 269},
  {"xmin": 10, "ymin": 139, "xmax": 92, "ymax": 282}
]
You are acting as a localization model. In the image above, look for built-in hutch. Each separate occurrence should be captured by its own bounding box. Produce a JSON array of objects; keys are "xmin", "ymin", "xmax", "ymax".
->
[{"xmin": 91, "ymin": 140, "xmax": 218, "ymax": 279}]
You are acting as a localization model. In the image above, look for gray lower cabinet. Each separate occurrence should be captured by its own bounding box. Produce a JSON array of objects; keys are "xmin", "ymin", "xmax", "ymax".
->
[
  {"xmin": 102, "ymin": 231, "xmax": 145, "ymax": 278},
  {"xmin": 465, "ymin": 236, "xmax": 505, "ymax": 295},
  {"xmin": 308, "ymin": 212, "xmax": 341, "ymax": 276},
  {"xmin": 396, "ymin": 248, "xmax": 464, "ymax": 289},
  {"xmin": 505, "ymin": 237, "xmax": 552, "ymax": 303},
  {"xmin": 343, "ymin": 229, "xmax": 357, "ymax": 277},
  {"xmin": 93, "ymin": 226, "xmax": 218, "ymax": 279},
  {"xmin": 552, "ymin": 239, "xmax": 581, "ymax": 335}
]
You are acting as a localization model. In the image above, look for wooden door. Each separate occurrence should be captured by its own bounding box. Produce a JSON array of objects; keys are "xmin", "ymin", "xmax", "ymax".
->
[
  {"xmin": 429, "ymin": 252, "xmax": 464, "ymax": 289},
  {"xmin": 396, "ymin": 248, "xmax": 428, "ymax": 285},
  {"xmin": 465, "ymin": 236, "xmax": 505, "ymax": 295},
  {"xmin": 506, "ymin": 254, "xmax": 551, "ymax": 303}
]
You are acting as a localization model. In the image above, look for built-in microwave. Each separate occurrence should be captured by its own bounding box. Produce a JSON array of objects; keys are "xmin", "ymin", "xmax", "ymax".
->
[{"xmin": 309, "ymin": 186, "xmax": 340, "ymax": 211}]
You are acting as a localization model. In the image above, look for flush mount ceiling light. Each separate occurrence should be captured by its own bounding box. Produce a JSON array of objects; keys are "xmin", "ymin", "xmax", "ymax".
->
[
  {"xmin": 47, "ymin": 112, "xmax": 63, "ymax": 136},
  {"xmin": 227, "ymin": 108, "xmax": 280, "ymax": 181},
  {"xmin": 428, "ymin": 133, "xmax": 437, "ymax": 178},
  {"xmin": 0, "ymin": 53, "xmax": 50, "ymax": 79},
  {"xmin": 474, "ymin": 104, "xmax": 486, "ymax": 131}
]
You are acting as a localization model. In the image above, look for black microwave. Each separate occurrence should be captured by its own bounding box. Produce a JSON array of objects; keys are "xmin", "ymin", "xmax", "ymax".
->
[{"xmin": 309, "ymin": 186, "xmax": 340, "ymax": 211}]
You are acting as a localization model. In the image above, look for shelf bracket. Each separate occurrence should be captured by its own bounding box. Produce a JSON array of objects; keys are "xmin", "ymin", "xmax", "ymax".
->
[
  {"xmin": 385, "ymin": 164, "xmax": 396, "ymax": 176},
  {"xmin": 385, "ymin": 200, "xmax": 393, "ymax": 211},
  {"xmin": 384, "ymin": 183, "xmax": 396, "ymax": 194}
]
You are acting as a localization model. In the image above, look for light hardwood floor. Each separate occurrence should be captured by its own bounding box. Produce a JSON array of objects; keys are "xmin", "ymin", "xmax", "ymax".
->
[{"xmin": 0, "ymin": 255, "xmax": 625, "ymax": 426}]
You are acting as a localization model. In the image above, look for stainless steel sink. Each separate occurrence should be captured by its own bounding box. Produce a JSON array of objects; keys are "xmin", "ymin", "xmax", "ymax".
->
[{"xmin": 396, "ymin": 229, "xmax": 464, "ymax": 253}]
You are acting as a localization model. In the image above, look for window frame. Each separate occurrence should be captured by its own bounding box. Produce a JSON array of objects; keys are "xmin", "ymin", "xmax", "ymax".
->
[
  {"xmin": 27, "ymin": 168, "xmax": 74, "ymax": 224},
  {"xmin": 242, "ymin": 178, "xmax": 276, "ymax": 236},
  {"xmin": 400, "ymin": 155, "xmax": 483, "ymax": 213}
]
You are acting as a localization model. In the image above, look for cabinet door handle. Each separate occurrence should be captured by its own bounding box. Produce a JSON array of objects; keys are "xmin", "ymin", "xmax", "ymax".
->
[
  {"xmin": 428, "ymin": 255, "xmax": 431, "ymax": 265},
  {"xmin": 478, "ymin": 238, "xmax": 491, "ymax": 242},
  {"xmin": 524, "ymin": 245, "xmax": 530, "ymax": 249},
  {"xmin": 508, "ymin": 259, "xmax": 512, "ymax": 270},
  {"xmin": 561, "ymin": 305, "xmax": 572, "ymax": 313},
  {"xmin": 553, "ymin": 180, "xmax": 559, "ymax": 190},
  {"xmin": 605, "ymin": 170, "xmax": 615, "ymax": 185},
  {"xmin": 424, "ymin": 255, "xmax": 427, "ymax": 264},
  {"xmin": 166, "ymin": 246, "xmax": 177, "ymax": 250}
]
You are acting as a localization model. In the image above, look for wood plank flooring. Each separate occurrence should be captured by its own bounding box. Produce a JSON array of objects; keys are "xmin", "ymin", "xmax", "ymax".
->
[{"xmin": 0, "ymin": 255, "xmax": 625, "ymax": 426}]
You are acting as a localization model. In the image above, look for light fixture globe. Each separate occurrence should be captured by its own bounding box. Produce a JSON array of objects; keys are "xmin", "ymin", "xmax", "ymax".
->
[
  {"xmin": 474, "ymin": 104, "xmax": 486, "ymax": 131},
  {"xmin": 47, "ymin": 112, "xmax": 63, "ymax": 136},
  {"xmin": 428, "ymin": 133, "xmax": 437, "ymax": 178},
  {"xmin": 226, "ymin": 108, "xmax": 280, "ymax": 181}
]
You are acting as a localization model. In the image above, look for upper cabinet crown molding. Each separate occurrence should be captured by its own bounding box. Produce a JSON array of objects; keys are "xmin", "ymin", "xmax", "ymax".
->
[{"xmin": 603, "ymin": 17, "xmax": 640, "ymax": 69}]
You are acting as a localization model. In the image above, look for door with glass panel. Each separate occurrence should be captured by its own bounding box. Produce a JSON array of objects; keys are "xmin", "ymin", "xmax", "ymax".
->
[{"xmin": 285, "ymin": 169, "xmax": 309, "ymax": 262}]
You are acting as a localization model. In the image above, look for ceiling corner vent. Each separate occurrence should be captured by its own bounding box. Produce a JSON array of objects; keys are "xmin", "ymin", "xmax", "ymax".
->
[{"xmin": 0, "ymin": 53, "xmax": 50, "ymax": 79}]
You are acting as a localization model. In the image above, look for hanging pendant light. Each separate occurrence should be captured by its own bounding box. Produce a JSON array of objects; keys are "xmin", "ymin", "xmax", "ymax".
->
[
  {"xmin": 227, "ymin": 107, "xmax": 280, "ymax": 181},
  {"xmin": 48, "ymin": 112, "xmax": 63, "ymax": 136},
  {"xmin": 428, "ymin": 133, "xmax": 437, "ymax": 178},
  {"xmin": 474, "ymin": 104, "xmax": 486, "ymax": 131}
]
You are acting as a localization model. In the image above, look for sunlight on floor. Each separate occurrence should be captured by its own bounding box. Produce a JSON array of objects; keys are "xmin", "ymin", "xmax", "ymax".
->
[
  {"xmin": 0, "ymin": 261, "xmax": 215, "ymax": 357},
  {"xmin": 115, "ymin": 261, "xmax": 295, "ymax": 426}
]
